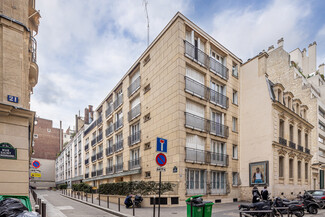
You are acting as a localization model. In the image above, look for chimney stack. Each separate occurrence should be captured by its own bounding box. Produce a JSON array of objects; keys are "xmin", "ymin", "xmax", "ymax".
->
[
  {"xmin": 89, "ymin": 105, "xmax": 93, "ymax": 123},
  {"xmin": 319, "ymin": 63, "xmax": 325, "ymax": 75},
  {"xmin": 268, "ymin": 45, "xmax": 274, "ymax": 53},
  {"xmin": 75, "ymin": 114, "xmax": 78, "ymax": 133},
  {"xmin": 84, "ymin": 108, "xmax": 89, "ymax": 124},
  {"xmin": 277, "ymin": 38, "xmax": 284, "ymax": 47},
  {"xmin": 59, "ymin": 121, "xmax": 62, "ymax": 151}
]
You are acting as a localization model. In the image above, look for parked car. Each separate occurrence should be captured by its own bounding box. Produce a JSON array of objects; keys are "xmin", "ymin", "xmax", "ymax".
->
[{"xmin": 307, "ymin": 190, "xmax": 325, "ymax": 209}]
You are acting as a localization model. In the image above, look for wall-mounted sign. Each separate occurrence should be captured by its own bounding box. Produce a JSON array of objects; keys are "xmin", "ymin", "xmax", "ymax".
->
[
  {"xmin": 0, "ymin": 143, "xmax": 17, "ymax": 160},
  {"xmin": 156, "ymin": 137, "xmax": 167, "ymax": 153},
  {"xmin": 32, "ymin": 160, "xmax": 41, "ymax": 169},
  {"xmin": 31, "ymin": 173, "xmax": 41, "ymax": 178},
  {"xmin": 7, "ymin": 95, "xmax": 19, "ymax": 103}
]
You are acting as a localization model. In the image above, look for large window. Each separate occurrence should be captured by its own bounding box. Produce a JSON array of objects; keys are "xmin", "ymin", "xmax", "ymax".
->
[
  {"xmin": 232, "ymin": 172, "xmax": 239, "ymax": 186},
  {"xmin": 279, "ymin": 156, "xmax": 284, "ymax": 178},
  {"xmin": 233, "ymin": 90, "xmax": 238, "ymax": 105},
  {"xmin": 289, "ymin": 159, "xmax": 294, "ymax": 179},
  {"xmin": 319, "ymin": 107, "xmax": 325, "ymax": 118},
  {"xmin": 211, "ymin": 171, "xmax": 226, "ymax": 194},
  {"xmin": 305, "ymin": 163, "xmax": 308, "ymax": 180},
  {"xmin": 320, "ymin": 121, "xmax": 325, "ymax": 131},
  {"xmin": 298, "ymin": 129, "xmax": 301, "ymax": 146},
  {"xmin": 232, "ymin": 117, "xmax": 238, "ymax": 132},
  {"xmin": 298, "ymin": 161, "xmax": 301, "ymax": 180},
  {"xmin": 279, "ymin": 120, "xmax": 284, "ymax": 138},
  {"xmin": 289, "ymin": 125, "xmax": 294, "ymax": 142},
  {"xmin": 233, "ymin": 145, "xmax": 238, "ymax": 159},
  {"xmin": 305, "ymin": 134, "xmax": 308, "ymax": 148},
  {"xmin": 186, "ymin": 169, "xmax": 206, "ymax": 194}
]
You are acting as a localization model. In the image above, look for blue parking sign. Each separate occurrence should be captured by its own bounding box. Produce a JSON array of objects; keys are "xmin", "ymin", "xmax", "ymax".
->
[{"xmin": 157, "ymin": 137, "xmax": 167, "ymax": 153}]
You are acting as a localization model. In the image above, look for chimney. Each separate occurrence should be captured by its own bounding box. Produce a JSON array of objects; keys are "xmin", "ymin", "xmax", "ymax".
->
[
  {"xmin": 308, "ymin": 41, "xmax": 317, "ymax": 74},
  {"xmin": 75, "ymin": 114, "xmax": 78, "ymax": 133},
  {"xmin": 319, "ymin": 63, "xmax": 325, "ymax": 75},
  {"xmin": 84, "ymin": 108, "xmax": 89, "ymax": 124},
  {"xmin": 59, "ymin": 121, "xmax": 62, "ymax": 151},
  {"xmin": 277, "ymin": 38, "xmax": 284, "ymax": 47},
  {"xmin": 268, "ymin": 45, "xmax": 274, "ymax": 53},
  {"xmin": 89, "ymin": 105, "xmax": 93, "ymax": 123}
]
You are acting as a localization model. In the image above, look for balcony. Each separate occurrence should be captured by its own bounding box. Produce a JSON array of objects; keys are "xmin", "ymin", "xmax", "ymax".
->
[
  {"xmin": 185, "ymin": 147, "xmax": 229, "ymax": 166},
  {"xmin": 185, "ymin": 112, "xmax": 206, "ymax": 132},
  {"xmin": 289, "ymin": 141, "xmax": 296, "ymax": 149},
  {"xmin": 114, "ymin": 94, "xmax": 123, "ymax": 110},
  {"xmin": 298, "ymin": 145, "xmax": 304, "ymax": 152},
  {"xmin": 29, "ymin": 36, "xmax": 38, "ymax": 87},
  {"xmin": 128, "ymin": 76, "xmax": 141, "ymax": 97},
  {"xmin": 210, "ymin": 152, "xmax": 229, "ymax": 166},
  {"xmin": 128, "ymin": 158, "xmax": 141, "ymax": 170},
  {"xmin": 106, "ymin": 146, "xmax": 114, "ymax": 156},
  {"xmin": 97, "ymin": 151, "xmax": 103, "ymax": 160},
  {"xmin": 91, "ymin": 155, "xmax": 97, "ymax": 163},
  {"xmin": 91, "ymin": 171, "xmax": 97, "ymax": 177},
  {"xmin": 85, "ymin": 158, "xmax": 89, "ymax": 165},
  {"xmin": 114, "ymin": 140, "xmax": 124, "ymax": 152},
  {"xmin": 85, "ymin": 173, "xmax": 89, "ymax": 179},
  {"xmin": 105, "ymin": 105, "xmax": 113, "ymax": 118},
  {"xmin": 106, "ymin": 166, "xmax": 114, "ymax": 174},
  {"xmin": 128, "ymin": 131, "xmax": 141, "ymax": 146},
  {"xmin": 209, "ymin": 57, "xmax": 228, "ymax": 80},
  {"xmin": 128, "ymin": 104, "xmax": 141, "ymax": 121},
  {"xmin": 115, "ymin": 163, "xmax": 123, "ymax": 173},
  {"xmin": 114, "ymin": 118, "xmax": 123, "ymax": 131},
  {"xmin": 305, "ymin": 148, "xmax": 310, "ymax": 154},
  {"xmin": 91, "ymin": 138, "xmax": 97, "ymax": 147},
  {"xmin": 97, "ymin": 132, "xmax": 103, "ymax": 143},
  {"xmin": 106, "ymin": 125, "xmax": 114, "ymax": 137},
  {"xmin": 185, "ymin": 76, "xmax": 207, "ymax": 99},
  {"xmin": 97, "ymin": 115, "xmax": 103, "ymax": 126},
  {"xmin": 84, "ymin": 121, "xmax": 97, "ymax": 137},
  {"xmin": 209, "ymin": 89, "xmax": 228, "ymax": 108},
  {"xmin": 210, "ymin": 121, "xmax": 229, "ymax": 138},
  {"xmin": 279, "ymin": 137, "xmax": 287, "ymax": 146},
  {"xmin": 97, "ymin": 169, "xmax": 103, "ymax": 176},
  {"xmin": 184, "ymin": 40, "xmax": 209, "ymax": 67}
]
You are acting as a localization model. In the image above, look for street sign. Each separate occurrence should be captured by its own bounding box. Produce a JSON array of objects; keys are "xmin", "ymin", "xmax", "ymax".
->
[
  {"xmin": 156, "ymin": 153, "xmax": 167, "ymax": 167},
  {"xmin": 0, "ymin": 143, "xmax": 17, "ymax": 160},
  {"xmin": 32, "ymin": 160, "xmax": 41, "ymax": 169},
  {"xmin": 31, "ymin": 173, "xmax": 41, "ymax": 178},
  {"xmin": 156, "ymin": 167, "xmax": 166, "ymax": 172},
  {"xmin": 156, "ymin": 137, "xmax": 167, "ymax": 153},
  {"xmin": 7, "ymin": 95, "xmax": 19, "ymax": 103}
]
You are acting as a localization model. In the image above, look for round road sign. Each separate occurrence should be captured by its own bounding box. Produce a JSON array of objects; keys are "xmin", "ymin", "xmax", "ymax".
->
[
  {"xmin": 156, "ymin": 153, "xmax": 167, "ymax": 167},
  {"xmin": 32, "ymin": 160, "xmax": 40, "ymax": 169}
]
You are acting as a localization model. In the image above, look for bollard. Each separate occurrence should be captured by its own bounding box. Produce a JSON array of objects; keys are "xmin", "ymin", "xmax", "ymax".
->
[
  {"xmin": 41, "ymin": 202, "xmax": 46, "ymax": 217},
  {"xmin": 118, "ymin": 198, "xmax": 120, "ymax": 212},
  {"xmin": 78, "ymin": 192, "xmax": 80, "ymax": 200},
  {"xmin": 38, "ymin": 199, "xmax": 42, "ymax": 216},
  {"xmin": 153, "ymin": 196, "xmax": 156, "ymax": 217},
  {"xmin": 92, "ymin": 193, "xmax": 93, "ymax": 203},
  {"xmin": 133, "ymin": 199, "xmax": 135, "ymax": 216},
  {"xmin": 35, "ymin": 205, "xmax": 40, "ymax": 213},
  {"xmin": 81, "ymin": 192, "xmax": 83, "ymax": 201},
  {"xmin": 99, "ymin": 193, "xmax": 101, "ymax": 206},
  {"xmin": 86, "ymin": 193, "xmax": 88, "ymax": 202},
  {"xmin": 107, "ymin": 196, "xmax": 109, "ymax": 208}
]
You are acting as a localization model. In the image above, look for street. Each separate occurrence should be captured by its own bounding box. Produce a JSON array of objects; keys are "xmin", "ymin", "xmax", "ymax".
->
[{"xmin": 35, "ymin": 190, "xmax": 325, "ymax": 217}]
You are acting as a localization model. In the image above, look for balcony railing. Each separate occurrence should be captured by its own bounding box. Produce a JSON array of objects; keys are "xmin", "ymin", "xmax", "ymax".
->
[
  {"xmin": 209, "ymin": 57, "xmax": 228, "ymax": 80},
  {"xmin": 97, "ymin": 151, "xmax": 103, "ymax": 160},
  {"xmin": 128, "ymin": 104, "xmax": 141, "ymax": 121},
  {"xmin": 128, "ymin": 76, "xmax": 141, "ymax": 97},
  {"xmin": 91, "ymin": 138, "xmax": 97, "ymax": 147},
  {"xmin": 106, "ymin": 146, "xmax": 114, "ymax": 156},
  {"xmin": 114, "ymin": 118, "xmax": 123, "ymax": 131},
  {"xmin": 30, "ymin": 36, "xmax": 37, "ymax": 63},
  {"xmin": 210, "ymin": 121, "xmax": 229, "ymax": 138},
  {"xmin": 305, "ymin": 148, "xmax": 310, "ymax": 154},
  {"xmin": 279, "ymin": 137, "xmax": 287, "ymax": 146},
  {"xmin": 85, "ymin": 158, "xmax": 89, "ymax": 165},
  {"xmin": 106, "ymin": 166, "xmax": 114, "ymax": 174},
  {"xmin": 185, "ymin": 112, "xmax": 206, "ymax": 132},
  {"xmin": 91, "ymin": 155, "xmax": 97, "ymax": 163},
  {"xmin": 209, "ymin": 89, "xmax": 228, "ymax": 108},
  {"xmin": 85, "ymin": 173, "xmax": 89, "ymax": 179},
  {"xmin": 97, "ymin": 115, "xmax": 103, "ymax": 126},
  {"xmin": 184, "ymin": 40, "xmax": 209, "ymax": 67},
  {"xmin": 105, "ymin": 105, "xmax": 113, "ymax": 118},
  {"xmin": 85, "ymin": 144, "xmax": 89, "ymax": 151},
  {"xmin": 289, "ymin": 141, "xmax": 296, "ymax": 149},
  {"xmin": 185, "ymin": 147, "xmax": 229, "ymax": 166},
  {"xmin": 115, "ymin": 163, "xmax": 123, "ymax": 173},
  {"xmin": 128, "ymin": 158, "xmax": 141, "ymax": 170},
  {"xmin": 91, "ymin": 171, "xmax": 97, "ymax": 177},
  {"xmin": 297, "ymin": 145, "xmax": 304, "ymax": 152},
  {"xmin": 106, "ymin": 125, "xmax": 114, "ymax": 137},
  {"xmin": 128, "ymin": 131, "xmax": 141, "ymax": 146},
  {"xmin": 97, "ymin": 169, "xmax": 103, "ymax": 176},
  {"xmin": 97, "ymin": 132, "xmax": 103, "ymax": 143},
  {"xmin": 114, "ymin": 140, "xmax": 123, "ymax": 152},
  {"xmin": 114, "ymin": 94, "xmax": 123, "ymax": 110},
  {"xmin": 84, "ymin": 121, "xmax": 97, "ymax": 137}
]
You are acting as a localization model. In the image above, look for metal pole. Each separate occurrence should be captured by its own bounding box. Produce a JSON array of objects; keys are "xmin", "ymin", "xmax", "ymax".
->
[
  {"xmin": 133, "ymin": 199, "xmax": 135, "ymax": 216},
  {"xmin": 41, "ymin": 202, "xmax": 46, "ymax": 217},
  {"xmin": 92, "ymin": 192, "xmax": 93, "ymax": 203},
  {"xmin": 153, "ymin": 196, "xmax": 156, "ymax": 217},
  {"xmin": 81, "ymin": 192, "xmax": 83, "ymax": 200},
  {"xmin": 118, "ymin": 198, "xmax": 120, "ymax": 212},
  {"xmin": 158, "ymin": 171, "xmax": 161, "ymax": 217},
  {"xmin": 78, "ymin": 192, "xmax": 80, "ymax": 199},
  {"xmin": 190, "ymin": 198, "xmax": 193, "ymax": 217},
  {"xmin": 38, "ymin": 199, "xmax": 42, "ymax": 215},
  {"xmin": 86, "ymin": 193, "xmax": 88, "ymax": 202},
  {"xmin": 107, "ymin": 196, "xmax": 109, "ymax": 208},
  {"xmin": 99, "ymin": 193, "xmax": 101, "ymax": 206}
]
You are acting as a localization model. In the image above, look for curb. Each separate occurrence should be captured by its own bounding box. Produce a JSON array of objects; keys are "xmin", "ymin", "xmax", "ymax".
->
[{"xmin": 60, "ymin": 194, "xmax": 133, "ymax": 217}]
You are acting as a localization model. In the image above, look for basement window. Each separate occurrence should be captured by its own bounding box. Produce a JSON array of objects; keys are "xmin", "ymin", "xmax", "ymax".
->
[
  {"xmin": 144, "ymin": 142, "xmax": 151, "ymax": 150},
  {"xmin": 144, "ymin": 113, "xmax": 151, "ymax": 122},
  {"xmin": 144, "ymin": 84, "xmax": 151, "ymax": 94},
  {"xmin": 145, "ymin": 171, "xmax": 151, "ymax": 178}
]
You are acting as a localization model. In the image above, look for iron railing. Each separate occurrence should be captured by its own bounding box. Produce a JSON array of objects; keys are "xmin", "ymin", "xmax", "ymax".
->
[
  {"xmin": 84, "ymin": 121, "xmax": 97, "ymax": 137},
  {"xmin": 91, "ymin": 171, "xmax": 97, "ymax": 177},
  {"xmin": 114, "ymin": 94, "xmax": 123, "ymax": 110},
  {"xmin": 106, "ymin": 125, "xmax": 114, "ymax": 137},
  {"xmin": 184, "ymin": 40, "xmax": 209, "ymax": 67},
  {"xmin": 97, "ymin": 115, "xmax": 103, "ymax": 126},
  {"xmin": 305, "ymin": 148, "xmax": 310, "ymax": 154},
  {"xmin": 128, "ymin": 158, "xmax": 141, "ymax": 170},
  {"xmin": 298, "ymin": 145, "xmax": 304, "ymax": 152},
  {"xmin": 185, "ymin": 112, "xmax": 206, "ymax": 132},
  {"xmin": 210, "ymin": 120, "xmax": 229, "ymax": 138},
  {"xmin": 97, "ymin": 132, "xmax": 103, "ymax": 143},
  {"xmin": 279, "ymin": 137, "xmax": 287, "ymax": 146},
  {"xmin": 209, "ymin": 89, "xmax": 228, "ymax": 108},
  {"xmin": 185, "ymin": 147, "xmax": 228, "ymax": 166},
  {"xmin": 91, "ymin": 138, "xmax": 97, "ymax": 147},
  {"xmin": 106, "ymin": 166, "xmax": 114, "ymax": 174},
  {"xmin": 105, "ymin": 105, "xmax": 113, "ymax": 118},
  {"xmin": 289, "ymin": 141, "xmax": 296, "ymax": 149},
  {"xmin": 128, "ymin": 76, "xmax": 141, "ymax": 97},
  {"xmin": 128, "ymin": 131, "xmax": 141, "ymax": 146},
  {"xmin": 128, "ymin": 104, "xmax": 141, "ymax": 121},
  {"xmin": 97, "ymin": 169, "xmax": 103, "ymax": 176},
  {"xmin": 209, "ymin": 57, "xmax": 228, "ymax": 80},
  {"xmin": 114, "ymin": 118, "xmax": 123, "ymax": 131},
  {"xmin": 91, "ymin": 155, "xmax": 97, "ymax": 163},
  {"xmin": 210, "ymin": 152, "xmax": 229, "ymax": 166},
  {"xmin": 114, "ymin": 140, "xmax": 123, "ymax": 152},
  {"xmin": 97, "ymin": 151, "xmax": 103, "ymax": 160},
  {"xmin": 115, "ymin": 163, "xmax": 123, "ymax": 173},
  {"xmin": 29, "ymin": 36, "xmax": 37, "ymax": 63},
  {"xmin": 106, "ymin": 147, "xmax": 114, "ymax": 156}
]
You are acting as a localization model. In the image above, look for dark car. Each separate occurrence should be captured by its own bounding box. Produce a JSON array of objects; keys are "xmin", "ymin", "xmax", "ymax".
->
[{"xmin": 307, "ymin": 190, "xmax": 325, "ymax": 208}]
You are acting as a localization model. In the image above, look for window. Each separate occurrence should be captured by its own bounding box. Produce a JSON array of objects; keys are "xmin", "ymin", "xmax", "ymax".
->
[
  {"xmin": 305, "ymin": 163, "xmax": 308, "ymax": 179},
  {"xmin": 233, "ymin": 145, "xmax": 238, "ymax": 159},
  {"xmin": 232, "ymin": 172, "xmax": 239, "ymax": 186},
  {"xmin": 289, "ymin": 159, "xmax": 294, "ymax": 179},
  {"xmin": 232, "ymin": 117, "xmax": 238, "ymax": 132},
  {"xmin": 232, "ymin": 63, "xmax": 238, "ymax": 77},
  {"xmin": 279, "ymin": 156, "xmax": 284, "ymax": 178},
  {"xmin": 279, "ymin": 120, "xmax": 284, "ymax": 138},
  {"xmin": 305, "ymin": 134, "xmax": 308, "ymax": 148},
  {"xmin": 289, "ymin": 125, "xmax": 294, "ymax": 142},
  {"xmin": 233, "ymin": 90, "xmax": 238, "ymax": 105},
  {"xmin": 319, "ymin": 107, "xmax": 325, "ymax": 118},
  {"xmin": 288, "ymin": 97, "xmax": 292, "ymax": 109},
  {"xmin": 298, "ymin": 161, "xmax": 301, "ymax": 180},
  {"xmin": 144, "ymin": 142, "xmax": 151, "ymax": 150},
  {"xmin": 186, "ymin": 66, "xmax": 205, "ymax": 84},
  {"xmin": 145, "ymin": 171, "xmax": 151, "ymax": 178},
  {"xmin": 320, "ymin": 121, "xmax": 325, "ymax": 131},
  {"xmin": 186, "ymin": 100, "xmax": 205, "ymax": 118},
  {"xmin": 277, "ymin": 90, "xmax": 282, "ymax": 103},
  {"xmin": 298, "ymin": 129, "xmax": 301, "ymax": 146},
  {"xmin": 47, "ymin": 128, "xmax": 51, "ymax": 133},
  {"xmin": 210, "ymin": 171, "xmax": 226, "ymax": 194},
  {"xmin": 186, "ymin": 134, "xmax": 205, "ymax": 150},
  {"xmin": 34, "ymin": 134, "xmax": 38, "ymax": 138},
  {"xmin": 186, "ymin": 169, "xmax": 206, "ymax": 190},
  {"xmin": 319, "ymin": 136, "xmax": 325, "ymax": 144}
]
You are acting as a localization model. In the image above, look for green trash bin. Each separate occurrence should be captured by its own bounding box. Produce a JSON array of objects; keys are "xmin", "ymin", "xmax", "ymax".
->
[
  {"xmin": 0, "ymin": 195, "xmax": 32, "ymax": 211},
  {"xmin": 202, "ymin": 201, "xmax": 214, "ymax": 217},
  {"xmin": 186, "ymin": 195, "xmax": 214, "ymax": 217}
]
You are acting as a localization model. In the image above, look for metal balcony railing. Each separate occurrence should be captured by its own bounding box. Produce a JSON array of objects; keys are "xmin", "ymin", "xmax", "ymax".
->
[
  {"xmin": 114, "ymin": 140, "xmax": 123, "ymax": 152},
  {"xmin": 128, "ymin": 76, "xmax": 141, "ymax": 97},
  {"xmin": 184, "ymin": 40, "xmax": 209, "ymax": 67},
  {"xmin": 106, "ymin": 166, "xmax": 114, "ymax": 174},
  {"xmin": 279, "ymin": 137, "xmax": 287, "ymax": 146},
  {"xmin": 106, "ymin": 125, "xmax": 114, "ymax": 137},
  {"xmin": 85, "ymin": 173, "xmax": 89, "ymax": 179},
  {"xmin": 185, "ymin": 147, "xmax": 206, "ymax": 163},
  {"xmin": 185, "ymin": 76, "xmax": 207, "ymax": 99},
  {"xmin": 97, "ymin": 169, "xmax": 103, "ymax": 176},
  {"xmin": 29, "ymin": 36, "xmax": 37, "ymax": 63},
  {"xmin": 298, "ymin": 145, "xmax": 304, "ymax": 152},
  {"xmin": 97, "ymin": 151, "xmax": 103, "ymax": 160},
  {"xmin": 115, "ymin": 163, "xmax": 123, "ymax": 173},
  {"xmin": 91, "ymin": 171, "xmax": 97, "ymax": 177},
  {"xmin": 97, "ymin": 115, "xmax": 103, "ymax": 126},
  {"xmin": 91, "ymin": 155, "xmax": 97, "ymax": 163},
  {"xmin": 105, "ymin": 105, "xmax": 113, "ymax": 118},
  {"xmin": 114, "ymin": 118, "xmax": 123, "ymax": 131},
  {"xmin": 128, "ymin": 131, "xmax": 141, "ymax": 146},
  {"xmin": 289, "ymin": 141, "xmax": 296, "ymax": 149},
  {"xmin": 210, "ymin": 121, "xmax": 229, "ymax": 138},
  {"xmin": 114, "ymin": 94, "xmax": 123, "ymax": 110},
  {"xmin": 210, "ymin": 152, "xmax": 229, "ymax": 166},
  {"xmin": 185, "ymin": 147, "xmax": 229, "ymax": 166},
  {"xmin": 128, "ymin": 104, "xmax": 141, "ymax": 121},
  {"xmin": 128, "ymin": 158, "xmax": 141, "ymax": 170},
  {"xmin": 84, "ymin": 121, "xmax": 97, "ymax": 137},
  {"xmin": 305, "ymin": 148, "xmax": 310, "ymax": 154},
  {"xmin": 91, "ymin": 138, "xmax": 97, "ymax": 147},
  {"xmin": 209, "ymin": 89, "xmax": 228, "ymax": 108},
  {"xmin": 185, "ymin": 112, "xmax": 206, "ymax": 132},
  {"xmin": 209, "ymin": 57, "xmax": 228, "ymax": 80},
  {"xmin": 85, "ymin": 158, "xmax": 89, "ymax": 165},
  {"xmin": 106, "ymin": 146, "xmax": 114, "ymax": 156},
  {"xmin": 97, "ymin": 132, "xmax": 103, "ymax": 143}
]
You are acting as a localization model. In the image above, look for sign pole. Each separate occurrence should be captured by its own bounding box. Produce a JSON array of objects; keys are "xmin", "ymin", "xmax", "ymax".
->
[{"xmin": 158, "ymin": 171, "xmax": 161, "ymax": 217}]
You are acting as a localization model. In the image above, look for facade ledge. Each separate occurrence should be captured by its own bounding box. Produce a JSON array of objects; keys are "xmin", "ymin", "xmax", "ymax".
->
[{"xmin": 83, "ymin": 169, "xmax": 141, "ymax": 182}]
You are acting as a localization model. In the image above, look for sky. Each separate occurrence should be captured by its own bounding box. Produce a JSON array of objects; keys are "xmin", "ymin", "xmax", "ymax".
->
[{"xmin": 31, "ymin": 0, "xmax": 325, "ymax": 129}]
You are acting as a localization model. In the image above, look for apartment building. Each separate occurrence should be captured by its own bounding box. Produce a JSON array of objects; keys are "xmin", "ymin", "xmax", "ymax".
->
[
  {"xmin": 0, "ymin": 0, "xmax": 40, "ymax": 196},
  {"xmin": 240, "ymin": 51, "xmax": 313, "ymax": 200},
  {"xmin": 82, "ymin": 12, "xmax": 241, "ymax": 205}
]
